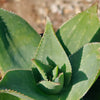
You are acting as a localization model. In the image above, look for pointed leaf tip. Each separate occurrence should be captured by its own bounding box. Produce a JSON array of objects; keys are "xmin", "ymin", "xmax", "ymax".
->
[
  {"xmin": 0, "ymin": 8, "xmax": 41, "ymax": 74},
  {"xmin": 46, "ymin": 17, "xmax": 51, "ymax": 24},
  {"xmin": 56, "ymin": 2, "xmax": 99, "ymax": 55}
]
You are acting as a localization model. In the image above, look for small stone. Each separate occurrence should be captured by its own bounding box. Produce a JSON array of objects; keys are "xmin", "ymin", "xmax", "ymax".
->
[
  {"xmin": 50, "ymin": 4, "xmax": 58, "ymax": 13},
  {"xmin": 86, "ymin": 0, "xmax": 92, "ymax": 2},
  {"xmin": 36, "ymin": 19, "xmax": 41, "ymax": 24},
  {"xmin": 15, "ymin": 0, "xmax": 20, "ymax": 2},
  {"xmin": 75, "ymin": 7, "xmax": 81, "ymax": 14},
  {"xmin": 63, "ymin": 8, "xmax": 72, "ymax": 14}
]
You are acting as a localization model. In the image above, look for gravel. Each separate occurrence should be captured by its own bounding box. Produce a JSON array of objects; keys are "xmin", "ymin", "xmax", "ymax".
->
[{"xmin": 0, "ymin": 0, "xmax": 100, "ymax": 33}]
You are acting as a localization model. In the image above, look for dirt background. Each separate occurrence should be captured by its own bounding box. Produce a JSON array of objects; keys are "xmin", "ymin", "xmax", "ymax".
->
[{"xmin": 0, "ymin": 0, "xmax": 100, "ymax": 33}]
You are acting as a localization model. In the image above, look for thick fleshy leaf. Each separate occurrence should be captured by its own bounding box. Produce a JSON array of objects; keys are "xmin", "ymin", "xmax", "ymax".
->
[
  {"xmin": 83, "ymin": 78, "xmax": 100, "ymax": 100},
  {"xmin": 0, "ymin": 9, "xmax": 41, "ymax": 75},
  {"xmin": 0, "ymin": 93, "xmax": 24, "ymax": 100},
  {"xmin": 34, "ymin": 19, "xmax": 72, "ymax": 85},
  {"xmin": 56, "ymin": 3, "xmax": 100, "ymax": 55},
  {"xmin": 0, "ymin": 70, "xmax": 58, "ymax": 100},
  {"xmin": 38, "ymin": 73, "xmax": 64, "ymax": 94},
  {"xmin": 52, "ymin": 65, "xmax": 59, "ymax": 81},
  {"xmin": 91, "ymin": 26, "xmax": 100, "ymax": 42},
  {"xmin": 59, "ymin": 43, "xmax": 100, "ymax": 100},
  {"xmin": 32, "ymin": 59, "xmax": 53, "ymax": 80},
  {"xmin": 82, "ymin": 25, "xmax": 100, "ymax": 100}
]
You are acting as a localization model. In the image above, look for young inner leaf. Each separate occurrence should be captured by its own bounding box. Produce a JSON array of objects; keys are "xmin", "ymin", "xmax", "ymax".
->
[
  {"xmin": 32, "ymin": 59, "xmax": 53, "ymax": 80},
  {"xmin": 38, "ymin": 73, "xmax": 64, "ymax": 94},
  {"xmin": 52, "ymin": 65, "xmax": 59, "ymax": 81}
]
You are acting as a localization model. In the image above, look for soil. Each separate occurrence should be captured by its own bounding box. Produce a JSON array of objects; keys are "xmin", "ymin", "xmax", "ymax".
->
[{"xmin": 0, "ymin": 0, "xmax": 100, "ymax": 33}]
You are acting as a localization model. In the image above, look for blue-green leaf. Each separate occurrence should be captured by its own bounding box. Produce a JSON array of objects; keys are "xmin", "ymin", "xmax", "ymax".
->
[
  {"xmin": 0, "ymin": 9, "xmax": 41, "ymax": 76},
  {"xmin": 59, "ymin": 43, "xmax": 100, "ymax": 100},
  {"xmin": 56, "ymin": 3, "xmax": 99, "ymax": 55}
]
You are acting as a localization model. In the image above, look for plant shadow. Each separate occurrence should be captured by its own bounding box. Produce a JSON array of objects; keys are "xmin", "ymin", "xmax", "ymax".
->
[
  {"xmin": 59, "ymin": 47, "xmax": 88, "ymax": 100},
  {"xmin": 90, "ymin": 28, "xmax": 100, "ymax": 42},
  {"xmin": 46, "ymin": 57, "xmax": 56, "ymax": 67},
  {"xmin": 70, "ymin": 47, "xmax": 88, "ymax": 85},
  {"xmin": 56, "ymin": 29, "xmax": 71, "ymax": 56},
  {"xmin": 0, "ymin": 16, "xmax": 27, "ymax": 68}
]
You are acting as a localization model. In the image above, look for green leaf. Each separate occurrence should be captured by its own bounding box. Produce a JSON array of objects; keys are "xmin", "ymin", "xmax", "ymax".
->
[
  {"xmin": 0, "ymin": 9, "xmax": 41, "ymax": 75},
  {"xmin": 0, "ymin": 93, "xmax": 25, "ymax": 100},
  {"xmin": 34, "ymin": 18, "xmax": 72, "ymax": 85},
  {"xmin": 91, "ymin": 25, "xmax": 100, "ymax": 42},
  {"xmin": 52, "ymin": 65, "xmax": 59, "ymax": 81},
  {"xmin": 0, "ymin": 70, "xmax": 58, "ymax": 100},
  {"xmin": 83, "ymin": 25, "xmax": 100, "ymax": 100},
  {"xmin": 83, "ymin": 78, "xmax": 100, "ymax": 100},
  {"xmin": 38, "ymin": 73, "xmax": 64, "ymax": 94},
  {"xmin": 56, "ymin": 3, "xmax": 100, "ymax": 55},
  {"xmin": 32, "ymin": 59, "xmax": 53, "ymax": 80},
  {"xmin": 59, "ymin": 43, "xmax": 100, "ymax": 100}
]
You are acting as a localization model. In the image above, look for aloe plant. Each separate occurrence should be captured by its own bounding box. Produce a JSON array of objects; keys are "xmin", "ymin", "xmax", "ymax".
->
[{"xmin": 0, "ymin": 2, "xmax": 100, "ymax": 100}]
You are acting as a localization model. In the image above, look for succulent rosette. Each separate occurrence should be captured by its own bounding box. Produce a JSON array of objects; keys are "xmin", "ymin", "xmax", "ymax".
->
[{"xmin": 0, "ymin": 2, "xmax": 100, "ymax": 100}]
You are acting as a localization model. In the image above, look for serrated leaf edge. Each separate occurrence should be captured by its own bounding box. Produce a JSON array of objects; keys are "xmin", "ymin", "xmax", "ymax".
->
[{"xmin": 0, "ymin": 89, "xmax": 33, "ymax": 100}]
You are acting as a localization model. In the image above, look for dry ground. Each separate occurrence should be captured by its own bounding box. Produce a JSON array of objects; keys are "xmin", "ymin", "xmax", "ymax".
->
[{"xmin": 0, "ymin": 0, "xmax": 100, "ymax": 33}]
